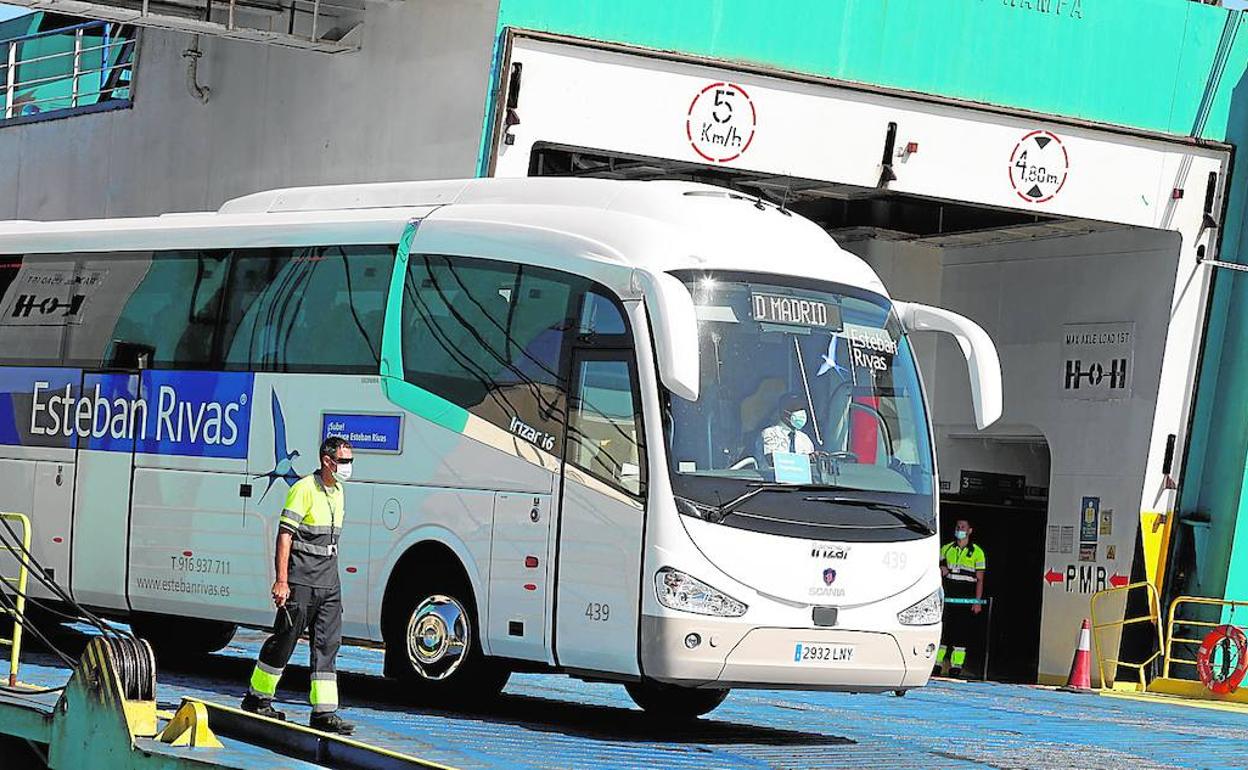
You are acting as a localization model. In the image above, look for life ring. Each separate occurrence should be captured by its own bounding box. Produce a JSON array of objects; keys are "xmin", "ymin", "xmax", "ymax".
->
[{"xmin": 1195, "ymin": 624, "xmax": 1248, "ymax": 694}]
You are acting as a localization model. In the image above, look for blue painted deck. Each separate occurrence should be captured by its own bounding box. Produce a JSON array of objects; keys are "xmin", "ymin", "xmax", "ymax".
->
[{"xmin": 14, "ymin": 627, "xmax": 1244, "ymax": 769}]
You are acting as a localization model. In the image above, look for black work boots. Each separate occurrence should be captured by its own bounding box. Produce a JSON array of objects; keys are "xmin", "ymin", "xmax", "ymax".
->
[
  {"xmin": 310, "ymin": 710, "xmax": 356, "ymax": 735},
  {"xmin": 241, "ymin": 693, "xmax": 354, "ymax": 734},
  {"xmin": 240, "ymin": 693, "xmax": 287, "ymax": 721}
]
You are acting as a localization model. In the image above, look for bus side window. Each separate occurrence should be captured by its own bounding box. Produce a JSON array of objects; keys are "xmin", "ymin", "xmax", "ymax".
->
[
  {"xmin": 579, "ymin": 291, "xmax": 627, "ymax": 337},
  {"xmin": 566, "ymin": 357, "xmax": 645, "ymax": 496},
  {"xmin": 105, "ymin": 251, "xmax": 224, "ymax": 369},
  {"xmin": 400, "ymin": 254, "xmax": 581, "ymax": 444},
  {"xmin": 0, "ymin": 250, "xmax": 220, "ymax": 370},
  {"xmin": 0, "ymin": 254, "xmax": 74, "ymax": 366},
  {"xmin": 219, "ymin": 245, "xmax": 391, "ymax": 373},
  {"xmin": 0, "ymin": 245, "xmax": 388, "ymax": 374}
]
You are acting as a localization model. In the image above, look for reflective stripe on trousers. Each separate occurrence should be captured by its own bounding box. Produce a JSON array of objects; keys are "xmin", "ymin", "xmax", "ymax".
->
[
  {"xmin": 310, "ymin": 672, "xmax": 339, "ymax": 714},
  {"xmin": 249, "ymin": 660, "xmax": 283, "ymax": 698},
  {"xmin": 936, "ymin": 646, "xmax": 967, "ymax": 667}
]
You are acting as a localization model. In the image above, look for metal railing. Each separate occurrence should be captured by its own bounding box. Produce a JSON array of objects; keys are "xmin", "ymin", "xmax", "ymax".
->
[
  {"xmin": 1, "ymin": 20, "xmax": 137, "ymax": 122},
  {"xmin": 0, "ymin": 512, "xmax": 32, "ymax": 687},
  {"xmin": 1089, "ymin": 581, "xmax": 1165, "ymax": 691},
  {"xmin": 1090, "ymin": 583, "xmax": 1248, "ymax": 695},
  {"xmin": 1164, "ymin": 595, "xmax": 1248, "ymax": 679}
]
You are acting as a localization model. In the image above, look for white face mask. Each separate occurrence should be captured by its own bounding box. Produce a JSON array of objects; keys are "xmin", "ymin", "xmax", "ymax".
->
[{"xmin": 332, "ymin": 463, "xmax": 353, "ymax": 483}]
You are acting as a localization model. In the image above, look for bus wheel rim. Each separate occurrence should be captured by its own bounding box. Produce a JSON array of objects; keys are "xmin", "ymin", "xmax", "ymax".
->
[{"xmin": 406, "ymin": 594, "xmax": 469, "ymax": 681}]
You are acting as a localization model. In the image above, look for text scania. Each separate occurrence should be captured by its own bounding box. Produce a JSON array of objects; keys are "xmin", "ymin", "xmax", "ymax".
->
[{"xmin": 29, "ymin": 382, "xmax": 242, "ymax": 446}]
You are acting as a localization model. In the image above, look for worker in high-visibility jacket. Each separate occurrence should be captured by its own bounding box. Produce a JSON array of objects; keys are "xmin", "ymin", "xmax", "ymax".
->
[
  {"xmin": 936, "ymin": 519, "xmax": 986, "ymax": 678},
  {"xmin": 242, "ymin": 436, "xmax": 355, "ymax": 735}
]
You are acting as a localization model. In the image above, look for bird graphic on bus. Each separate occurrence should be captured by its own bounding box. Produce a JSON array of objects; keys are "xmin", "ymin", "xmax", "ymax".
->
[
  {"xmin": 254, "ymin": 389, "xmax": 301, "ymax": 502},
  {"xmin": 816, "ymin": 334, "xmax": 851, "ymax": 380}
]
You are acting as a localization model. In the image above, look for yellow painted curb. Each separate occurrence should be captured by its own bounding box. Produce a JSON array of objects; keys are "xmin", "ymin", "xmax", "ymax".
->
[{"xmin": 1099, "ymin": 688, "xmax": 1248, "ymax": 715}]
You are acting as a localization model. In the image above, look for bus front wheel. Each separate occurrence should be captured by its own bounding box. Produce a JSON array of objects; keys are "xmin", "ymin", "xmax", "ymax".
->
[
  {"xmin": 625, "ymin": 680, "xmax": 729, "ymax": 719},
  {"xmin": 383, "ymin": 579, "xmax": 509, "ymax": 703}
]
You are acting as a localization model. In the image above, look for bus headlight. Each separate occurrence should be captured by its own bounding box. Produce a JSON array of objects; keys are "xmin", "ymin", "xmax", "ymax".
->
[
  {"xmin": 655, "ymin": 567, "xmax": 747, "ymax": 617},
  {"xmin": 897, "ymin": 589, "xmax": 943, "ymax": 626}
]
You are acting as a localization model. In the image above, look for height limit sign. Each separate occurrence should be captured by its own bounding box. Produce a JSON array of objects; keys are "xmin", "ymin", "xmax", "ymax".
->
[{"xmin": 1009, "ymin": 130, "xmax": 1069, "ymax": 203}]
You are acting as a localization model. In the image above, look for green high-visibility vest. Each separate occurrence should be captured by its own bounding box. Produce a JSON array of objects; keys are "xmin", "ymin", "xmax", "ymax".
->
[{"xmin": 940, "ymin": 541, "xmax": 985, "ymax": 584}]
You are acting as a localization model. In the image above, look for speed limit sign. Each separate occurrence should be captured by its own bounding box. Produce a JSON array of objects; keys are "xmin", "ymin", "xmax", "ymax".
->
[{"xmin": 686, "ymin": 82, "xmax": 757, "ymax": 164}]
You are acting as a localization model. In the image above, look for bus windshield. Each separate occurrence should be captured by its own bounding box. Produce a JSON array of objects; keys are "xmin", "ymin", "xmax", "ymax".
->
[{"xmin": 666, "ymin": 272, "xmax": 935, "ymax": 538}]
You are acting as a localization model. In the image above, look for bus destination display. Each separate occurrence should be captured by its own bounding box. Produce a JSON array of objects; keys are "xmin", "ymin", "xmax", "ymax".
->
[{"xmin": 751, "ymin": 293, "xmax": 842, "ymax": 329}]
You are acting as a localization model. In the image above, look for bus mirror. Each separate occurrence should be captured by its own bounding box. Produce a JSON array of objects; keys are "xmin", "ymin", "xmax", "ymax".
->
[
  {"xmin": 895, "ymin": 301, "xmax": 1002, "ymax": 429},
  {"xmin": 637, "ymin": 271, "xmax": 700, "ymax": 401}
]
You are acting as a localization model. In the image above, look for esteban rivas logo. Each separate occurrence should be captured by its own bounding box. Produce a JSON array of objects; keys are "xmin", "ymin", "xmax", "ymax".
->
[
  {"xmin": 254, "ymin": 389, "xmax": 302, "ymax": 502},
  {"xmin": 17, "ymin": 369, "xmax": 253, "ymax": 459}
]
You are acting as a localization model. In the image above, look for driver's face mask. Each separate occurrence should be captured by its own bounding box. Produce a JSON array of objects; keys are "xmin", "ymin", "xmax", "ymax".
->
[{"xmin": 788, "ymin": 410, "xmax": 808, "ymax": 430}]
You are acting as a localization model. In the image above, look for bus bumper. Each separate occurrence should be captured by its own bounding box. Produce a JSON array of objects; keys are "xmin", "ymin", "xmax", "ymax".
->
[{"xmin": 640, "ymin": 615, "xmax": 938, "ymax": 691}]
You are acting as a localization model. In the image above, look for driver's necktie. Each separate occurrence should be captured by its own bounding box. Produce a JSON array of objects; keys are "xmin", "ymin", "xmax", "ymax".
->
[{"xmin": 789, "ymin": 430, "xmax": 796, "ymax": 453}]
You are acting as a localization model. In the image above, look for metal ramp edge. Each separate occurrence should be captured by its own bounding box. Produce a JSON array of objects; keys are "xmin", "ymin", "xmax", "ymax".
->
[
  {"xmin": 183, "ymin": 697, "xmax": 459, "ymax": 770},
  {"xmin": 0, "ymin": 635, "xmax": 458, "ymax": 769}
]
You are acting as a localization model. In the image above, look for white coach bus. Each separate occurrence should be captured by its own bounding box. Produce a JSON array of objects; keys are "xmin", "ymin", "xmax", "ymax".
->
[{"xmin": 0, "ymin": 178, "xmax": 1000, "ymax": 717}]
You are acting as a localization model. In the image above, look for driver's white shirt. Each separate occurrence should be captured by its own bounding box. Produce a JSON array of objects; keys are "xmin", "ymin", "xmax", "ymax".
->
[{"xmin": 761, "ymin": 424, "xmax": 814, "ymax": 456}]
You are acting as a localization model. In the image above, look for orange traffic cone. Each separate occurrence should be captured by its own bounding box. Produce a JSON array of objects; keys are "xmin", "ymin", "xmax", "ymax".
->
[{"xmin": 1061, "ymin": 618, "xmax": 1093, "ymax": 693}]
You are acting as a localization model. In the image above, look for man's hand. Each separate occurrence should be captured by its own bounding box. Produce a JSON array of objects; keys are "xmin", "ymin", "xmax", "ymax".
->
[
  {"xmin": 272, "ymin": 580, "xmax": 290, "ymax": 608},
  {"xmin": 940, "ymin": 565, "xmax": 949, "ymax": 578},
  {"xmin": 971, "ymin": 603, "xmax": 982, "ymax": 615}
]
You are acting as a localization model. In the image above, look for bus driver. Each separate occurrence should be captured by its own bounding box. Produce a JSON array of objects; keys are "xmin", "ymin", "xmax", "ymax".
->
[{"xmin": 761, "ymin": 394, "xmax": 815, "ymax": 462}]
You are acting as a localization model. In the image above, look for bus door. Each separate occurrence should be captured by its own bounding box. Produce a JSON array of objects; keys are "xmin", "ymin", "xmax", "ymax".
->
[
  {"xmin": 554, "ymin": 347, "xmax": 646, "ymax": 675},
  {"xmin": 69, "ymin": 366, "xmax": 141, "ymax": 611}
]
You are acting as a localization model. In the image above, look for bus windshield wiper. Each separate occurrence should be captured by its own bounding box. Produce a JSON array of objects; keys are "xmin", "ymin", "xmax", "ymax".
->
[
  {"xmin": 677, "ymin": 483, "xmax": 826, "ymax": 523},
  {"xmin": 804, "ymin": 496, "xmax": 935, "ymax": 535},
  {"xmin": 727, "ymin": 483, "xmax": 830, "ymax": 517}
]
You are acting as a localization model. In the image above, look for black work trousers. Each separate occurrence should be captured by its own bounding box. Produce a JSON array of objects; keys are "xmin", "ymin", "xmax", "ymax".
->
[
  {"xmin": 249, "ymin": 582, "xmax": 342, "ymax": 713},
  {"xmin": 939, "ymin": 580, "xmax": 984, "ymax": 671}
]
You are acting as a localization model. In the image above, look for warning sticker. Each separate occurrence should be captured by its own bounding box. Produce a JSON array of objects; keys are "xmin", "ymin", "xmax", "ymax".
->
[
  {"xmin": 1100, "ymin": 509, "xmax": 1113, "ymax": 536},
  {"xmin": 1047, "ymin": 525, "xmax": 1076, "ymax": 555},
  {"xmin": 1079, "ymin": 496, "xmax": 1100, "ymax": 544},
  {"xmin": 1046, "ymin": 525, "xmax": 1061, "ymax": 553},
  {"xmin": 1008, "ymin": 130, "xmax": 1069, "ymax": 203}
]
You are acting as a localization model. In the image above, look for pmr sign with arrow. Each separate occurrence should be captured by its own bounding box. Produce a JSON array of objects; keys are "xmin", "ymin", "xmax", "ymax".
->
[{"xmin": 1045, "ymin": 565, "xmax": 1128, "ymax": 594}]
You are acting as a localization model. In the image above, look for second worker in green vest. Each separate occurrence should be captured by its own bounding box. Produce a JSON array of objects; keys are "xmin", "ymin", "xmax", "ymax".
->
[{"xmin": 936, "ymin": 518, "xmax": 986, "ymax": 678}]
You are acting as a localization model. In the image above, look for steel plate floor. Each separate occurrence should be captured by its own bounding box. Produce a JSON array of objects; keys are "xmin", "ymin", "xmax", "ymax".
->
[{"xmin": 16, "ymin": 627, "xmax": 1246, "ymax": 769}]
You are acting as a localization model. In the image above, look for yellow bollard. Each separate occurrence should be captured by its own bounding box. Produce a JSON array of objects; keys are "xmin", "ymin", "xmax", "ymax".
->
[{"xmin": 158, "ymin": 700, "xmax": 223, "ymax": 748}]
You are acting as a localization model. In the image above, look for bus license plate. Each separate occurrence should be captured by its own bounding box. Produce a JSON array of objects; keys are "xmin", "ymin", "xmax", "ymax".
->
[{"xmin": 793, "ymin": 642, "xmax": 855, "ymax": 664}]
